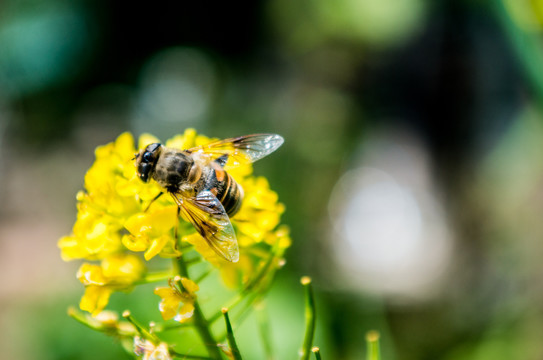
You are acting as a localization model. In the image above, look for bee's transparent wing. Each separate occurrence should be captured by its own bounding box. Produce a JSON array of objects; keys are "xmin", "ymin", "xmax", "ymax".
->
[
  {"xmin": 171, "ymin": 190, "xmax": 239, "ymax": 262},
  {"xmin": 187, "ymin": 134, "xmax": 284, "ymax": 167}
]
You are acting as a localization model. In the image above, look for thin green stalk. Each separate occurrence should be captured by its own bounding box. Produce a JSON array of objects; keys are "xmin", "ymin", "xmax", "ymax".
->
[
  {"xmin": 312, "ymin": 347, "xmax": 322, "ymax": 360},
  {"xmin": 194, "ymin": 268, "xmax": 213, "ymax": 283},
  {"xmin": 222, "ymin": 308, "xmax": 243, "ymax": 360},
  {"xmin": 256, "ymin": 302, "xmax": 274, "ymax": 360},
  {"xmin": 215, "ymin": 292, "xmax": 261, "ymax": 341},
  {"xmin": 149, "ymin": 321, "xmax": 193, "ymax": 333},
  {"xmin": 166, "ymin": 290, "xmax": 263, "ymax": 339},
  {"xmin": 67, "ymin": 307, "xmax": 102, "ymax": 332},
  {"xmin": 299, "ymin": 276, "xmax": 316, "ymax": 360},
  {"xmin": 134, "ymin": 256, "xmax": 203, "ymax": 286},
  {"xmin": 175, "ymin": 256, "xmax": 224, "ymax": 360},
  {"xmin": 123, "ymin": 310, "xmax": 160, "ymax": 344},
  {"xmin": 134, "ymin": 271, "xmax": 174, "ymax": 285},
  {"xmin": 366, "ymin": 331, "xmax": 381, "ymax": 360},
  {"xmin": 169, "ymin": 350, "xmax": 215, "ymax": 360}
]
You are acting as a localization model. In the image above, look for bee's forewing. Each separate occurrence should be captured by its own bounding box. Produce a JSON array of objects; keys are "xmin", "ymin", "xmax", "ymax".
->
[
  {"xmin": 171, "ymin": 190, "xmax": 239, "ymax": 262},
  {"xmin": 187, "ymin": 134, "xmax": 284, "ymax": 167}
]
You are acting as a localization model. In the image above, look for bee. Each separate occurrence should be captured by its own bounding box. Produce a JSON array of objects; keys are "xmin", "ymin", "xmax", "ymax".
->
[{"xmin": 134, "ymin": 134, "xmax": 284, "ymax": 262}]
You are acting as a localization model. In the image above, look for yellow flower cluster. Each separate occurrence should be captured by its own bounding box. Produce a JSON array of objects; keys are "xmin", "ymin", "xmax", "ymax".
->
[
  {"xmin": 59, "ymin": 129, "xmax": 290, "ymax": 318},
  {"xmin": 77, "ymin": 254, "xmax": 145, "ymax": 316}
]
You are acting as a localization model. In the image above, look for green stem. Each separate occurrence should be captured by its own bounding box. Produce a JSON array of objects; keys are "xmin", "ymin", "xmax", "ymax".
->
[
  {"xmin": 169, "ymin": 350, "xmax": 215, "ymax": 360},
  {"xmin": 134, "ymin": 256, "xmax": 203, "ymax": 286},
  {"xmin": 67, "ymin": 307, "xmax": 102, "ymax": 332},
  {"xmin": 134, "ymin": 271, "xmax": 174, "ymax": 285},
  {"xmin": 222, "ymin": 308, "xmax": 243, "ymax": 360},
  {"xmin": 149, "ymin": 321, "xmax": 193, "ymax": 333},
  {"xmin": 299, "ymin": 277, "xmax": 316, "ymax": 360},
  {"xmin": 312, "ymin": 347, "xmax": 322, "ymax": 360},
  {"xmin": 366, "ymin": 331, "xmax": 381, "ymax": 360},
  {"xmin": 123, "ymin": 310, "xmax": 161, "ymax": 344},
  {"xmin": 210, "ymin": 293, "xmax": 245, "ymax": 324},
  {"xmin": 175, "ymin": 256, "xmax": 223, "ymax": 360},
  {"xmin": 215, "ymin": 292, "xmax": 261, "ymax": 341},
  {"xmin": 256, "ymin": 302, "xmax": 274, "ymax": 360}
]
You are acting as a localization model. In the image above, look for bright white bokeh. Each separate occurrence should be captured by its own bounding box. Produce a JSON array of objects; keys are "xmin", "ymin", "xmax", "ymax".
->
[{"xmin": 328, "ymin": 127, "xmax": 453, "ymax": 301}]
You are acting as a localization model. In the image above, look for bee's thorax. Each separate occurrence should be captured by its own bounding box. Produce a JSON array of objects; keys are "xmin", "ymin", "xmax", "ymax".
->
[{"xmin": 152, "ymin": 149, "xmax": 194, "ymax": 190}]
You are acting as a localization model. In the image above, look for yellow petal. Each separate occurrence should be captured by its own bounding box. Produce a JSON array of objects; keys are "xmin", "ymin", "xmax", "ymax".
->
[
  {"xmin": 154, "ymin": 287, "xmax": 177, "ymax": 298},
  {"xmin": 114, "ymin": 132, "xmax": 136, "ymax": 159},
  {"xmin": 122, "ymin": 234, "xmax": 150, "ymax": 252},
  {"xmin": 165, "ymin": 134, "xmax": 187, "ymax": 150},
  {"xmin": 95, "ymin": 142, "xmax": 115, "ymax": 160},
  {"xmin": 195, "ymin": 133, "xmax": 216, "ymax": 147},
  {"xmin": 77, "ymin": 264, "xmax": 107, "ymax": 285},
  {"xmin": 155, "ymin": 238, "xmax": 183, "ymax": 258},
  {"xmin": 154, "ymin": 287, "xmax": 182, "ymax": 320},
  {"xmin": 124, "ymin": 214, "xmax": 150, "ymax": 235},
  {"xmin": 182, "ymin": 233, "xmax": 220, "ymax": 264},
  {"xmin": 174, "ymin": 302, "xmax": 195, "ymax": 323},
  {"xmin": 165, "ymin": 128, "xmax": 197, "ymax": 149},
  {"xmin": 80, "ymin": 285, "xmax": 113, "ymax": 316},
  {"xmin": 58, "ymin": 235, "xmax": 88, "ymax": 261},
  {"xmin": 138, "ymin": 133, "xmax": 161, "ymax": 150},
  {"xmin": 144, "ymin": 235, "xmax": 170, "ymax": 260},
  {"xmin": 146, "ymin": 206, "xmax": 178, "ymax": 233},
  {"xmin": 125, "ymin": 206, "xmax": 177, "ymax": 238},
  {"xmin": 180, "ymin": 278, "xmax": 199, "ymax": 294},
  {"xmin": 101, "ymin": 254, "xmax": 145, "ymax": 283},
  {"xmin": 225, "ymin": 163, "xmax": 253, "ymax": 177},
  {"xmin": 115, "ymin": 176, "xmax": 139, "ymax": 197}
]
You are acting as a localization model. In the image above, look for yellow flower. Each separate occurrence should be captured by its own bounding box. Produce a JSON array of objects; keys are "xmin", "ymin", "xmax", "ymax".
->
[
  {"xmin": 58, "ymin": 132, "xmax": 173, "ymax": 261},
  {"xmin": 154, "ymin": 277, "xmax": 199, "ymax": 322},
  {"xmin": 60, "ymin": 129, "xmax": 288, "ymax": 262},
  {"xmin": 58, "ymin": 213, "xmax": 122, "ymax": 261},
  {"xmin": 123, "ymin": 206, "xmax": 180, "ymax": 260},
  {"xmin": 233, "ymin": 176, "xmax": 285, "ymax": 245},
  {"xmin": 77, "ymin": 254, "xmax": 145, "ymax": 316},
  {"xmin": 60, "ymin": 128, "xmax": 290, "ymax": 312},
  {"xmin": 59, "ymin": 128, "xmax": 292, "ymax": 359}
]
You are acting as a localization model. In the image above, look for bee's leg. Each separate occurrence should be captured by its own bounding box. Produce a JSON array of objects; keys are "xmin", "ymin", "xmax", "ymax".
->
[
  {"xmin": 144, "ymin": 192, "xmax": 164, "ymax": 212},
  {"xmin": 174, "ymin": 205, "xmax": 181, "ymax": 248}
]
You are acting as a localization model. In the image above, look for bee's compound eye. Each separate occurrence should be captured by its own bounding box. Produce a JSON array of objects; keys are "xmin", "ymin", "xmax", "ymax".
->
[
  {"xmin": 143, "ymin": 152, "xmax": 152, "ymax": 162},
  {"xmin": 138, "ymin": 163, "xmax": 152, "ymax": 182}
]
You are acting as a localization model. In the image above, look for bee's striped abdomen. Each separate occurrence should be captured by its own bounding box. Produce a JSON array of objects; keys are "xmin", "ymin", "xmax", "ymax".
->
[
  {"xmin": 220, "ymin": 172, "xmax": 243, "ymax": 216},
  {"xmin": 207, "ymin": 165, "xmax": 244, "ymax": 217}
]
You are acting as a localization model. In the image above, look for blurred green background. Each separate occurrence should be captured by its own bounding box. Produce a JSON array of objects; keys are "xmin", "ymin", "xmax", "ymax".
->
[{"xmin": 3, "ymin": 0, "xmax": 543, "ymax": 359}]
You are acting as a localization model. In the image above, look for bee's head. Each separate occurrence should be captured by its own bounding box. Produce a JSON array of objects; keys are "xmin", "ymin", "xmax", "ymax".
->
[{"xmin": 135, "ymin": 143, "xmax": 162, "ymax": 182}]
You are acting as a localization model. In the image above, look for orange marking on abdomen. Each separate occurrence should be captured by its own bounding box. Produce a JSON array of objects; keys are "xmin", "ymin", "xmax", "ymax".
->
[{"xmin": 214, "ymin": 168, "xmax": 225, "ymax": 182}]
